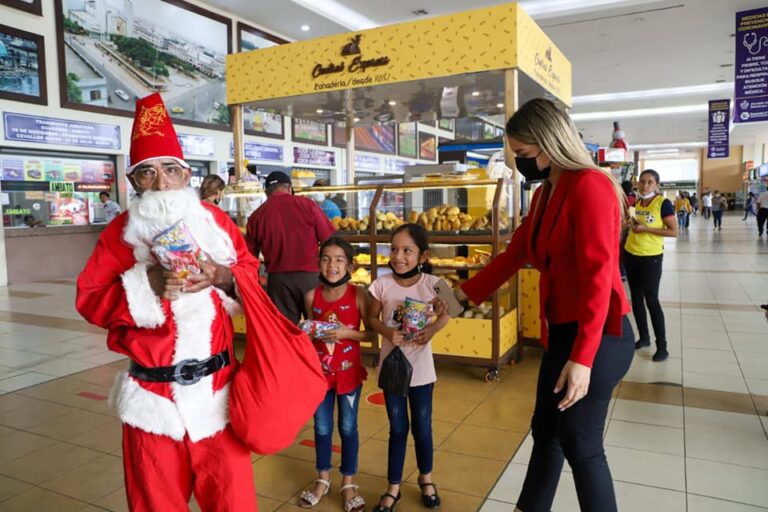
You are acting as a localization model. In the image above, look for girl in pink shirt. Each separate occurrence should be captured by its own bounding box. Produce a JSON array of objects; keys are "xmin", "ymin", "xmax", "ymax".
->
[{"xmin": 368, "ymin": 224, "xmax": 450, "ymax": 512}]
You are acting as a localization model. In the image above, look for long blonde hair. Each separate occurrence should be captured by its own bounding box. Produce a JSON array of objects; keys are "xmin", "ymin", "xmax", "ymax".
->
[{"xmin": 506, "ymin": 98, "xmax": 626, "ymax": 216}]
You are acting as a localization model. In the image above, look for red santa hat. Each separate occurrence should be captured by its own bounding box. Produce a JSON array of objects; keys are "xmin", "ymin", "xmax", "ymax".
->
[{"xmin": 127, "ymin": 93, "xmax": 188, "ymax": 174}]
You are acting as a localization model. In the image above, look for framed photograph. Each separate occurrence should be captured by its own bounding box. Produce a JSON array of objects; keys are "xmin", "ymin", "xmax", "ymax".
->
[
  {"xmin": 0, "ymin": 0, "xmax": 42, "ymax": 16},
  {"xmin": 237, "ymin": 22, "xmax": 288, "ymax": 53},
  {"xmin": 333, "ymin": 124, "xmax": 396, "ymax": 155},
  {"xmin": 244, "ymin": 107, "xmax": 284, "ymax": 139},
  {"xmin": 482, "ymin": 123, "xmax": 496, "ymax": 140},
  {"xmin": 438, "ymin": 119, "xmax": 454, "ymax": 132},
  {"xmin": 0, "ymin": 25, "xmax": 47, "ymax": 105},
  {"xmin": 419, "ymin": 132, "xmax": 436, "ymax": 161},
  {"xmin": 55, "ymin": 0, "xmax": 232, "ymax": 130},
  {"xmin": 397, "ymin": 123, "xmax": 417, "ymax": 158},
  {"xmin": 292, "ymin": 118, "xmax": 328, "ymax": 145},
  {"xmin": 495, "ymin": 126, "xmax": 505, "ymax": 138}
]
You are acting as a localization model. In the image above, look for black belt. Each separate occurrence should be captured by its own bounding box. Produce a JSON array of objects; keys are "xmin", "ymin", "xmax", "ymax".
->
[{"xmin": 129, "ymin": 351, "xmax": 231, "ymax": 386}]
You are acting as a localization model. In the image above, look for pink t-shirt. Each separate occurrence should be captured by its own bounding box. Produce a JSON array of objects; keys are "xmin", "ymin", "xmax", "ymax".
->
[{"xmin": 369, "ymin": 273, "xmax": 440, "ymax": 387}]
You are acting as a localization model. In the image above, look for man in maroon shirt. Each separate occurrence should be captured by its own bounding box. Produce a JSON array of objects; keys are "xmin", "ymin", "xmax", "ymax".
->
[{"xmin": 245, "ymin": 171, "xmax": 335, "ymax": 323}]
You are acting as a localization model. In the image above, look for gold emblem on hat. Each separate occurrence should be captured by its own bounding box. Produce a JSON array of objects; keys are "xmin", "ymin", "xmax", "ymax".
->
[{"xmin": 132, "ymin": 104, "xmax": 168, "ymax": 141}]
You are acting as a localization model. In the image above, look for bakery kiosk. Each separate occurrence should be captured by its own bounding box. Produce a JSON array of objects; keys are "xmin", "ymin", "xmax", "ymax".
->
[{"xmin": 225, "ymin": 2, "xmax": 571, "ymax": 380}]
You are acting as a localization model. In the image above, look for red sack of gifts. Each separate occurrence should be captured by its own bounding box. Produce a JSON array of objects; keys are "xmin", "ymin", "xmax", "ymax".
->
[{"xmin": 228, "ymin": 266, "xmax": 326, "ymax": 454}]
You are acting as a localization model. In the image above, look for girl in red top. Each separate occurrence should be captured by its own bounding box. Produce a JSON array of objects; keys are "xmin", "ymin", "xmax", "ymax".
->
[
  {"xmin": 300, "ymin": 237, "xmax": 374, "ymax": 512},
  {"xmin": 455, "ymin": 99, "xmax": 634, "ymax": 512}
]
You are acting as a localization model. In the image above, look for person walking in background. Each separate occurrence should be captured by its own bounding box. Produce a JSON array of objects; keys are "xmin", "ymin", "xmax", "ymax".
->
[
  {"xmin": 455, "ymin": 98, "xmax": 634, "ymax": 512},
  {"xmin": 690, "ymin": 192, "xmax": 699, "ymax": 216},
  {"xmin": 674, "ymin": 191, "xmax": 691, "ymax": 230},
  {"xmin": 743, "ymin": 192, "xmax": 756, "ymax": 220},
  {"xmin": 712, "ymin": 190, "xmax": 726, "ymax": 230},
  {"xmin": 702, "ymin": 191, "xmax": 712, "ymax": 220},
  {"xmin": 199, "ymin": 174, "xmax": 226, "ymax": 206},
  {"xmin": 312, "ymin": 179, "xmax": 343, "ymax": 220},
  {"xmin": 624, "ymin": 169, "xmax": 678, "ymax": 362},
  {"xmin": 757, "ymin": 189, "xmax": 768, "ymax": 237},
  {"xmin": 99, "ymin": 191, "xmax": 121, "ymax": 223}
]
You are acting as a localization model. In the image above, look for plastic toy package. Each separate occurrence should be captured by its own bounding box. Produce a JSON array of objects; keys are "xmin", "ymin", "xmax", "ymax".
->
[
  {"xmin": 150, "ymin": 220, "xmax": 206, "ymax": 279},
  {"xmin": 402, "ymin": 298, "xmax": 429, "ymax": 339},
  {"xmin": 299, "ymin": 320, "xmax": 339, "ymax": 341}
]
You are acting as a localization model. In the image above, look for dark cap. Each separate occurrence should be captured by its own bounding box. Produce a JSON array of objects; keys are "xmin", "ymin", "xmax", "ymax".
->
[{"xmin": 264, "ymin": 171, "xmax": 291, "ymax": 188}]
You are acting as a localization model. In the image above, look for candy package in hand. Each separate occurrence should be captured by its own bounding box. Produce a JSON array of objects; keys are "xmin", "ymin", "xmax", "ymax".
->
[
  {"xmin": 150, "ymin": 220, "xmax": 206, "ymax": 278},
  {"xmin": 402, "ymin": 298, "xmax": 429, "ymax": 339},
  {"xmin": 299, "ymin": 320, "xmax": 339, "ymax": 341}
]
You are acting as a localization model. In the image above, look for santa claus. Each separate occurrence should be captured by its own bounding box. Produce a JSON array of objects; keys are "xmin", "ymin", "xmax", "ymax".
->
[{"xmin": 76, "ymin": 94, "xmax": 325, "ymax": 511}]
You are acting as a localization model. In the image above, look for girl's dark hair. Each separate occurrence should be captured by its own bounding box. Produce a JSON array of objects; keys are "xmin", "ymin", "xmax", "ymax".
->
[
  {"xmin": 199, "ymin": 174, "xmax": 226, "ymax": 200},
  {"xmin": 319, "ymin": 237, "xmax": 354, "ymax": 263},
  {"xmin": 640, "ymin": 168, "xmax": 661, "ymax": 184},
  {"xmin": 391, "ymin": 223, "xmax": 433, "ymax": 274}
]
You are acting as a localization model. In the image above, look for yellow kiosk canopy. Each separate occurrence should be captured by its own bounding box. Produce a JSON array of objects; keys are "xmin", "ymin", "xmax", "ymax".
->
[{"xmin": 226, "ymin": 3, "xmax": 571, "ymax": 106}]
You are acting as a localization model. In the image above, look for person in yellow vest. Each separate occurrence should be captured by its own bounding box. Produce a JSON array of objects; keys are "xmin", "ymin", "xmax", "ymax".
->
[
  {"xmin": 673, "ymin": 191, "xmax": 692, "ymax": 230},
  {"xmin": 624, "ymin": 169, "xmax": 678, "ymax": 362}
]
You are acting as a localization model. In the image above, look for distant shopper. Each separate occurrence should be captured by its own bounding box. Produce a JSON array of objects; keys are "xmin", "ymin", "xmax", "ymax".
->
[
  {"xmin": 757, "ymin": 189, "xmax": 768, "ymax": 236},
  {"xmin": 312, "ymin": 179, "xmax": 343, "ymax": 220},
  {"xmin": 199, "ymin": 174, "xmax": 226, "ymax": 206},
  {"xmin": 689, "ymin": 192, "xmax": 699, "ymax": 215},
  {"xmin": 743, "ymin": 192, "xmax": 755, "ymax": 220},
  {"xmin": 712, "ymin": 190, "xmax": 726, "ymax": 230},
  {"xmin": 331, "ymin": 193, "xmax": 348, "ymax": 218},
  {"xmin": 22, "ymin": 214, "xmax": 43, "ymax": 228},
  {"xmin": 702, "ymin": 191, "xmax": 712, "ymax": 220},
  {"xmin": 624, "ymin": 169, "xmax": 678, "ymax": 362},
  {"xmin": 246, "ymin": 171, "xmax": 336, "ymax": 323},
  {"xmin": 99, "ymin": 192, "xmax": 121, "ymax": 223},
  {"xmin": 674, "ymin": 192, "xmax": 691, "ymax": 230}
]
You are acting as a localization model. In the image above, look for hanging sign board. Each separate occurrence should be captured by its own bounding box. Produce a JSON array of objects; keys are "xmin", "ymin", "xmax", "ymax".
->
[
  {"xmin": 707, "ymin": 100, "xmax": 730, "ymax": 159},
  {"xmin": 734, "ymin": 7, "xmax": 768, "ymax": 123}
]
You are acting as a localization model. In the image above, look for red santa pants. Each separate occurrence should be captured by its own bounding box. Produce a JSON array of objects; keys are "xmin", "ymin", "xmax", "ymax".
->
[{"xmin": 122, "ymin": 424, "xmax": 257, "ymax": 511}]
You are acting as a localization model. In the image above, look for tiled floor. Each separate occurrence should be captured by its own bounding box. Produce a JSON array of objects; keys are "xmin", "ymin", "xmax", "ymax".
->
[{"xmin": 0, "ymin": 211, "xmax": 767, "ymax": 511}]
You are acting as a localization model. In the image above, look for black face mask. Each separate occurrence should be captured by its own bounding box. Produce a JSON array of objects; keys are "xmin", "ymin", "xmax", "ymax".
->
[
  {"xmin": 515, "ymin": 151, "xmax": 551, "ymax": 182},
  {"xmin": 319, "ymin": 272, "xmax": 351, "ymax": 288},
  {"xmin": 388, "ymin": 261, "xmax": 421, "ymax": 279}
]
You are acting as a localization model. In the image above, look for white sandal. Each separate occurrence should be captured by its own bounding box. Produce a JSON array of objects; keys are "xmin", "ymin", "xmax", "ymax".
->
[
  {"xmin": 340, "ymin": 483, "xmax": 366, "ymax": 512},
  {"xmin": 300, "ymin": 479, "xmax": 331, "ymax": 508}
]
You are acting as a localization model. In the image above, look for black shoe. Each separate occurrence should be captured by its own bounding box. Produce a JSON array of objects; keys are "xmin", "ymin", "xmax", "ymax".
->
[
  {"xmin": 373, "ymin": 492, "xmax": 401, "ymax": 512},
  {"xmin": 635, "ymin": 339, "xmax": 651, "ymax": 350},
  {"xmin": 652, "ymin": 349, "xmax": 669, "ymax": 362},
  {"xmin": 419, "ymin": 481, "xmax": 441, "ymax": 509}
]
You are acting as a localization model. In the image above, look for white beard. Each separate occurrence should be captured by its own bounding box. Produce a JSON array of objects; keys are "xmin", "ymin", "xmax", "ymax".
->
[{"xmin": 123, "ymin": 187, "xmax": 237, "ymax": 266}]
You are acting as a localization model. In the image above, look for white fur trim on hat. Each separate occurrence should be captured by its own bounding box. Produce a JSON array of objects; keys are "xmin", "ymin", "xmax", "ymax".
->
[
  {"xmin": 126, "ymin": 156, "xmax": 190, "ymax": 174},
  {"xmin": 121, "ymin": 262, "xmax": 166, "ymax": 328}
]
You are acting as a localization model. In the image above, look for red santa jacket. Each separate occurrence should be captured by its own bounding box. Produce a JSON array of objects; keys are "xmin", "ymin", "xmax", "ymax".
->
[
  {"xmin": 76, "ymin": 202, "xmax": 259, "ymax": 442},
  {"xmin": 462, "ymin": 169, "xmax": 630, "ymax": 367}
]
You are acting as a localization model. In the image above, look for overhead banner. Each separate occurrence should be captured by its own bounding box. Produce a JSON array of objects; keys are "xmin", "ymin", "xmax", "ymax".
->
[
  {"xmin": 3, "ymin": 112, "xmax": 121, "ymax": 149},
  {"xmin": 178, "ymin": 134, "xmax": 215, "ymax": 157},
  {"xmin": 293, "ymin": 147, "xmax": 335, "ymax": 167},
  {"xmin": 229, "ymin": 141, "xmax": 284, "ymax": 162},
  {"xmin": 707, "ymin": 100, "xmax": 730, "ymax": 159},
  {"xmin": 227, "ymin": 3, "xmax": 571, "ymax": 106},
  {"xmin": 734, "ymin": 8, "xmax": 768, "ymax": 123}
]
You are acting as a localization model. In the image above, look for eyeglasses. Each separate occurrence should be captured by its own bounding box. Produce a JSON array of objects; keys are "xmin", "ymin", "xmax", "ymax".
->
[{"xmin": 132, "ymin": 164, "xmax": 187, "ymax": 186}]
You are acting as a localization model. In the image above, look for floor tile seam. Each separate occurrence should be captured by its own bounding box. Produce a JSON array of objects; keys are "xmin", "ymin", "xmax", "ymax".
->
[
  {"xmin": 603, "ymin": 440, "xmax": 684, "ymax": 457},
  {"xmin": 0, "ymin": 476, "xmax": 34, "ymax": 504},
  {"xmin": 608, "ymin": 418, "xmax": 685, "ymax": 430},
  {"xmin": 36, "ymin": 475, "xmax": 125, "ymax": 506},
  {"xmin": 684, "ymin": 451, "xmax": 768, "ymax": 472},
  {"xmin": 433, "ymin": 446, "xmax": 519, "ymax": 464},
  {"xmin": 5, "ymin": 387, "xmax": 117, "ymax": 418},
  {"xmin": 481, "ymin": 428, "xmax": 532, "ymax": 503},
  {"xmin": 724, "ymin": 330, "xmax": 767, "ymax": 421},
  {"xmin": 0, "ymin": 425, "xmax": 122, "ymax": 465},
  {"xmin": 685, "ymin": 492, "xmax": 768, "ymax": 510},
  {"xmin": 0, "ymin": 484, "xmax": 96, "ymax": 507}
]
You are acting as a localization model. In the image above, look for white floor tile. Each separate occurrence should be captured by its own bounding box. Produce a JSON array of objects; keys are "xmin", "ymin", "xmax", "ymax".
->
[
  {"xmin": 604, "ymin": 420, "xmax": 684, "ymax": 455},
  {"xmin": 511, "ymin": 434, "xmax": 532, "ymax": 465},
  {"xmin": 479, "ymin": 499, "xmax": 516, "ymax": 511},
  {"xmin": 0, "ymin": 372, "xmax": 57, "ymax": 393},
  {"xmin": 687, "ymin": 458, "xmax": 768, "ymax": 507},
  {"xmin": 683, "ymin": 347, "xmax": 738, "ymax": 364},
  {"xmin": 729, "ymin": 333, "xmax": 768, "ymax": 354},
  {"xmin": 615, "ymin": 481, "xmax": 686, "ymax": 512},
  {"xmin": 686, "ymin": 429, "xmax": 768, "ymax": 469},
  {"xmin": 684, "ymin": 407, "xmax": 767, "ymax": 438},
  {"xmin": 687, "ymin": 494, "xmax": 768, "ymax": 512},
  {"xmin": 683, "ymin": 371, "xmax": 749, "ymax": 394},
  {"xmin": 746, "ymin": 378, "xmax": 768, "ymax": 397},
  {"xmin": 27, "ymin": 358, "xmax": 99, "ymax": 377},
  {"xmin": 611, "ymin": 399, "xmax": 684, "ymax": 428},
  {"xmin": 487, "ymin": 462, "xmax": 526, "ymax": 504},
  {"xmin": 605, "ymin": 446, "xmax": 685, "ymax": 491}
]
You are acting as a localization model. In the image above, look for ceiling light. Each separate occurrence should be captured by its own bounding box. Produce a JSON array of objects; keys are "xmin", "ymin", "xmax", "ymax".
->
[
  {"xmin": 289, "ymin": 0, "xmax": 377, "ymax": 30},
  {"xmin": 388, "ymin": 100, "xmax": 396, "ymax": 106},
  {"xmin": 353, "ymin": 117, "xmax": 360, "ymax": 122},
  {"xmin": 496, "ymin": 103, "xmax": 504, "ymax": 108},
  {"xmin": 632, "ymin": 142, "xmax": 707, "ymax": 150},
  {"xmin": 301, "ymin": 24, "xmax": 310, "ymax": 31},
  {"xmin": 571, "ymin": 104, "xmax": 708, "ymax": 121},
  {"xmin": 471, "ymin": 91, "xmax": 480, "ymax": 97},
  {"xmin": 646, "ymin": 149, "xmax": 680, "ymax": 155},
  {"xmin": 572, "ymin": 83, "xmax": 734, "ymax": 105},
  {"xmin": 316, "ymin": 109, "xmax": 324, "ymax": 114}
]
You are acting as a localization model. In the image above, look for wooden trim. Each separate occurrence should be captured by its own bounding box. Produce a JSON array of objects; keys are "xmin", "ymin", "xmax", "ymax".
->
[
  {"xmin": 0, "ymin": 24, "xmax": 47, "ymax": 106},
  {"xmin": 0, "ymin": 0, "xmax": 42, "ymax": 16},
  {"xmin": 236, "ymin": 21, "xmax": 289, "ymax": 53},
  {"xmin": 53, "ymin": 0, "xmax": 232, "ymax": 131}
]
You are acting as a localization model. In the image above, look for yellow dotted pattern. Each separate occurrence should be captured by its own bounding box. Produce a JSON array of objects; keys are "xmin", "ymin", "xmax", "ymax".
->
[
  {"xmin": 499, "ymin": 309, "xmax": 518, "ymax": 354},
  {"xmin": 226, "ymin": 3, "xmax": 571, "ymax": 106},
  {"xmin": 432, "ymin": 317, "xmax": 492, "ymax": 359},
  {"xmin": 519, "ymin": 268, "xmax": 541, "ymax": 339},
  {"xmin": 516, "ymin": 8, "xmax": 572, "ymax": 105}
]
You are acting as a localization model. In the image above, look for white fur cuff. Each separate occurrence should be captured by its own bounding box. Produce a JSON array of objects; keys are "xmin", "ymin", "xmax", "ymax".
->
[
  {"xmin": 215, "ymin": 288, "xmax": 243, "ymax": 317},
  {"xmin": 121, "ymin": 262, "xmax": 166, "ymax": 328}
]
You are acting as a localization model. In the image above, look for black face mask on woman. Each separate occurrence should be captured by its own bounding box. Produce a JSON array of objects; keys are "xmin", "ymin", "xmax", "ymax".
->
[{"xmin": 515, "ymin": 151, "xmax": 551, "ymax": 182}]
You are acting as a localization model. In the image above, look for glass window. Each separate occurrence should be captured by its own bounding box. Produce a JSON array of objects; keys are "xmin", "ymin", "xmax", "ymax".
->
[{"xmin": 1, "ymin": 152, "xmax": 117, "ymax": 228}]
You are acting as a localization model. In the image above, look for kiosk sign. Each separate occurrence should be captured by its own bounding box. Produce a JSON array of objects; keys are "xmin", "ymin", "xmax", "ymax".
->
[
  {"xmin": 3, "ymin": 113, "xmax": 121, "ymax": 149},
  {"xmin": 311, "ymin": 34, "xmax": 392, "ymax": 90},
  {"xmin": 735, "ymin": 8, "xmax": 768, "ymax": 123},
  {"xmin": 707, "ymin": 100, "xmax": 730, "ymax": 159}
]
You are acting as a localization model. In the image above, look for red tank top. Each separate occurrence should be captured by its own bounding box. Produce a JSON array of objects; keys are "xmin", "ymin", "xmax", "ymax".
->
[{"xmin": 311, "ymin": 284, "xmax": 367, "ymax": 394}]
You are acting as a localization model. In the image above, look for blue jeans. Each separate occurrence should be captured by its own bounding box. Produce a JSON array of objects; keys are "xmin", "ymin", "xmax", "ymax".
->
[
  {"xmin": 384, "ymin": 383, "xmax": 434, "ymax": 484},
  {"xmin": 314, "ymin": 385, "xmax": 361, "ymax": 476}
]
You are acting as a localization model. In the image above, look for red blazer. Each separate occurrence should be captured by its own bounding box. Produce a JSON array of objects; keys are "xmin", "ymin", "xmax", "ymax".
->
[{"xmin": 462, "ymin": 169, "xmax": 630, "ymax": 367}]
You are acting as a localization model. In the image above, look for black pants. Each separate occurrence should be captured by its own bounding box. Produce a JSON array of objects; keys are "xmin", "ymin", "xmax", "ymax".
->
[
  {"xmin": 266, "ymin": 271, "xmax": 319, "ymax": 324},
  {"xmin": 713, "ymin": 210, "xmax": 723, "ymax": 228},
  {"xmin": 702, "ymin": 206, "xmax": 711, "ymax": 219},
  {"xmin": 517, "ymin": 316, "xmax": 635, "ymax": 512},
  {"xmin": 623, "ymin": 252, "xmax": 667, "ymax": 350},
  {"xmin": 758, "ymin": 208, "xmax": 768, "ymax": 235}
]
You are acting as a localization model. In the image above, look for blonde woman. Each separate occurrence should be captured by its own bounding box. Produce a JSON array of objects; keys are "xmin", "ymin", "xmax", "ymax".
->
[{"xmin": 455, "ymin": 98, "xmax": 634, "ymax": 512}]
